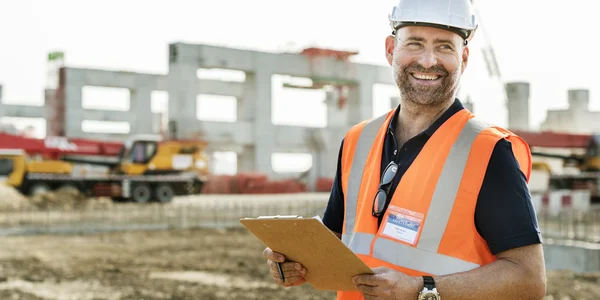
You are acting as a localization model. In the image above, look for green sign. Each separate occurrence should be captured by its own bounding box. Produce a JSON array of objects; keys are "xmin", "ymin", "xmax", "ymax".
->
[{"xmin": 48, "ymin": 51, "xmax": 64, "ymax": 61}]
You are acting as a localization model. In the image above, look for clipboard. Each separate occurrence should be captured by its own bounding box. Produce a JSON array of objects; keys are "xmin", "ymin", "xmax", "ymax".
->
[{"xmin": 240, "ymin": 215, "xmax": 374, "ymax": 291}]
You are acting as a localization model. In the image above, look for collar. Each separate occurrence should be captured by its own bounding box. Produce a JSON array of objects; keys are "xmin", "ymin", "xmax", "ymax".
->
[{"xmin": 387, "ymin": 98, "xmax": 465, "ymax": 136}]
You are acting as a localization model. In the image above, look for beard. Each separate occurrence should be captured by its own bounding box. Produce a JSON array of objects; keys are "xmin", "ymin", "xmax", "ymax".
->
[{"xmin": 394, "ymin": 61, "xmax": 460, "ymax": 107}]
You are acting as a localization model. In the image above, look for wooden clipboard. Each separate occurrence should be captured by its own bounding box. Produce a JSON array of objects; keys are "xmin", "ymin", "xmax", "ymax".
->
[{"xmin": 240, "ymin": 215, "xmax": 374, "ymax": 291}]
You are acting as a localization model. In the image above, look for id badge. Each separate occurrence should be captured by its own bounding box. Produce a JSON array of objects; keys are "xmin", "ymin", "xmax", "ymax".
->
[{"xmin": 381, "ymin": 205, "xmax": 424, "ymax": 245}]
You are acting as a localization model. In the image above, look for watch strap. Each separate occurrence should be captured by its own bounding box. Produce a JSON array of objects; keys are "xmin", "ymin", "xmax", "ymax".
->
[{"xmin": 422, "ymin": 276, "xmax": 435, "ymax": 290}]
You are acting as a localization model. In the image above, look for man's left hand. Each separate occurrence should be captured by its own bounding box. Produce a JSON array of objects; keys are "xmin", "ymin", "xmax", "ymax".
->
[{"xmin": 352, "ymin": 267, "xmax": 421, "ymax": 300}]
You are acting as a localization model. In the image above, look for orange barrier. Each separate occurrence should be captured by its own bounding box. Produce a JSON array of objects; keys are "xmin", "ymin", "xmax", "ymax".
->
[
  {"xmin": 315, "ymin": 177, "xmax": 334, "ymax": 192},
  {"xmin": 201, "ymin": 173, "xmax": 319, "ymax": 194}
]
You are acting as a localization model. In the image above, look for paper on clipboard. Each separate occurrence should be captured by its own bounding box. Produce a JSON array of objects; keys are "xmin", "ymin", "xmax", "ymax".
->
[{"xmin": 240, "ymin": 215, "xmax": 374, "ymax": 291}]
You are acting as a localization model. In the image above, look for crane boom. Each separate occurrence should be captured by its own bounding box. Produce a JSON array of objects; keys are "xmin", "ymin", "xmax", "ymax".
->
[
  {"xmin": 511, "ymin": 130, "xmax": 593, "ymax": 149},
  {"xmin": 0, "ymin": 132, "xmax": 123, "ymax": 159}
]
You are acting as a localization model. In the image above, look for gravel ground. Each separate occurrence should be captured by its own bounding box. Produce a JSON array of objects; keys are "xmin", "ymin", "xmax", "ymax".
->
[{"xmin": 0, "ymin": 228, "xmax": 598, "ymax": 300}]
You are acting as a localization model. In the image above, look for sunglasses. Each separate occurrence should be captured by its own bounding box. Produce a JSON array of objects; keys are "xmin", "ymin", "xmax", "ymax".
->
[{"xmin": 372, "ymin": 161, "xmax": 399, "ymax": 217}]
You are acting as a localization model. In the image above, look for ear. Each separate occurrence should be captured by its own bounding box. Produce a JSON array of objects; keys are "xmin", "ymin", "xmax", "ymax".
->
[
  {"xmin": 385, "ymin": 35, "xmax": 395, "ymax": 66},
  {"xmin": 461, "ymin": 44, "xmax": 470, "ymax": 73}
]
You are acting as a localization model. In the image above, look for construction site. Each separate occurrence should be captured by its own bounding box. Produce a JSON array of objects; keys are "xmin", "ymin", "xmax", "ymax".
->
[{"xmin": 1, "ymin": 5, "xmax": 600, "ymax": 298}]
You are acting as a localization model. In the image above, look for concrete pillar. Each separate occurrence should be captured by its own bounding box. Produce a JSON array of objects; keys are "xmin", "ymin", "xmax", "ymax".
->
[
  {"xmin": 239, "ymin": 55, "xmax": 274, "ymax": 176},
  {"xmin": 64, "ymin": 72, "xmax": 85, "ymax": 137},
  {"xmin": 42, "ymin": 89, "xmax": 54, "ymax": 135},
  {"xmin": 326, "ymin": 89, "xmax": 347, "ymax": 127},
  {"xmin": 167, "ymin": 43, "xmax": 199, "ymax": 139},
  {"xmin": 237, "ymin": 93, "xmax": 255, "ymax": 123},
  {"xmin": 130, "ymin": 86, "xmax": 153, "ymax": 135},
  {"xmin": 307, "ymin": 151, "xmax": 318, "ymax": 192},
  {"xmin": 347, "ymin": 80, "xmax": 373, "ymax": 125},
  {"xmin": 568, "ymin": 89, "xmax": 590, "ymax": 112},
  {"xmin": 505, "ymin": 82, "xmax": 530, "ymax": 131},
  {"xmin": 303, "ymin": 126, "xmax": 330, "ymax": 192},
  {"xmin": 237, "ymin": 145, "xmax": 256, "ymax": 173}
]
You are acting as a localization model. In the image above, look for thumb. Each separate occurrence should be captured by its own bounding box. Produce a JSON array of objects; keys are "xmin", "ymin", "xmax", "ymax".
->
[
  {"xmin": 371, "ymin": 266, "xmax": 389, "ymax": 274},
  {"xmin": 274, "ymin": 253, "xmax": 285, "ymax": 263}
]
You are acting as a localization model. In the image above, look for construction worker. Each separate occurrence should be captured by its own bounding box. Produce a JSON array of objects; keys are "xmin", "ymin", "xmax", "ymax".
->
[{"xmin": 263, "ymin": 0, "xmax": 547, "ymax": 299}]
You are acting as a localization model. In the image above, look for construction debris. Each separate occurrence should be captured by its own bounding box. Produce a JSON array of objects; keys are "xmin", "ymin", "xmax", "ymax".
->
[
  {"xmin": 0, "ymin": 184, "xmax": 112, "ymax": 212},
  {"xmin": 0, "ymin": 184, "xmax": 33, "ymax": 212},
  {"xmin": 29, "ymin": 186, "xmax": 111, "ymax": 210}
]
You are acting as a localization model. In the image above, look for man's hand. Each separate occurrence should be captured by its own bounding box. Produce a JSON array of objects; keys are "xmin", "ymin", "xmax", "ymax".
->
[
  {"xmin": 263, "ymin": 247, "xmax": 307, "ymax": 287},
  {"xmin": 353, "ymin": 267, "xmax": 421, "ymax": 300}
]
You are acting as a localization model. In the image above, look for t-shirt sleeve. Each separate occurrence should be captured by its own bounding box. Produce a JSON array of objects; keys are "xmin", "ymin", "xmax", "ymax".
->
[
  {"xmin": 475, "ymin": 139, "xmax": 543, "ymax": 255},
  {"xmin": 322, "ymin": 139, "xmax": 346, "ymax": 234}
]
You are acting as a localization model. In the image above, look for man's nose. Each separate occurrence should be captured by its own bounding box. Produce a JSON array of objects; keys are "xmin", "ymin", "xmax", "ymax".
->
[{"xmin": 417, "ymin": 50, "xmax": 438, "ymax": 70}]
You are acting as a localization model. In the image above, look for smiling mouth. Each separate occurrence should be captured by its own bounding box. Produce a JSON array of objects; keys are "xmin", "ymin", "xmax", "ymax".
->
[{"xmin": 410, "ymin": 72, "xmax": 441, "ymax": 81}]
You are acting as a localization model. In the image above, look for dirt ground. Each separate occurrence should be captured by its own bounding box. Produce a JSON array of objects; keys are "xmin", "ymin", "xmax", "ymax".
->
[{"xmin": 0, "ymin": 228, "xmax": 598, "ymax": 300}]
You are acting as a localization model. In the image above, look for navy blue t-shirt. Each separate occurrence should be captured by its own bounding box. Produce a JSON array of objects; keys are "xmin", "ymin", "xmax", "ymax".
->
[{"xmin": 322, "ymin": 99, "xmax": 542, "ymax": 255}]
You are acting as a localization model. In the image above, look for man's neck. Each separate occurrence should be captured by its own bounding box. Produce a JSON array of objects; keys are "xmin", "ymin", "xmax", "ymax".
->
[{"xmin": 394, "ymin": 98, "xmax": 454, "ymax": 146}]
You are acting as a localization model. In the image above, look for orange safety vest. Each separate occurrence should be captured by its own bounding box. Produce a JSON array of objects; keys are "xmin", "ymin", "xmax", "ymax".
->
[{"xmin": 337, "ymin": 108, "xmax": 531, "ymax": 300}]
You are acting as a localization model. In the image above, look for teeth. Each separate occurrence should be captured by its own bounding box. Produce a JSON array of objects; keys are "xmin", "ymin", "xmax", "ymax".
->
[{"xmin": 412, "ymin": 73, "xmax": 439, "ymax": 80}]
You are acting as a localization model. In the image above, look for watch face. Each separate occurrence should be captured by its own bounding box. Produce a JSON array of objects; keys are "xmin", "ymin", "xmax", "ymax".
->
[{"xmin": 420, "ymin": 291, "xmax": 440, "ymax": 300}]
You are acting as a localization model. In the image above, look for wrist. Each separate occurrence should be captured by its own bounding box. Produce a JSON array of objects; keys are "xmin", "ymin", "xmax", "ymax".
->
[{"xmin": 410, "ymin": 276, "xmax": 424, "ymax": 298}]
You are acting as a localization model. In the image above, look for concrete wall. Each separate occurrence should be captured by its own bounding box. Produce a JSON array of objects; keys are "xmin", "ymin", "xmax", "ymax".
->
[{"xmin": 543, "ymin": 239, "xmax": 600, "ymax": 273}]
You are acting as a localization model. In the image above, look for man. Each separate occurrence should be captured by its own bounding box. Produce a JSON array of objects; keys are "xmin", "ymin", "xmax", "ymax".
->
[{"xmin": 263, "ymin": 0, "xmax": 547, "ymax": 299}]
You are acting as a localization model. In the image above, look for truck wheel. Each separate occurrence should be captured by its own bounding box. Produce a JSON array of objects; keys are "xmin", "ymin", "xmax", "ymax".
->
[
  {"xmin": 131, "ymin": 183, "xmax": 152, "ymax": 203},
  {"xmin": 29, "ymin": 182, "xmax": 51, "ymax": 197},
  {"xmin": 154, "ymin": 183, "xmax": 174, "ymax": 203}
]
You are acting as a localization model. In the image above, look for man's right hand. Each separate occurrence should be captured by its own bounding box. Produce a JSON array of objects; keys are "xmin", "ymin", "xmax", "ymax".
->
[{"xmin": 263, "ymin": 247, "xmax": 307, "ymax": 287}]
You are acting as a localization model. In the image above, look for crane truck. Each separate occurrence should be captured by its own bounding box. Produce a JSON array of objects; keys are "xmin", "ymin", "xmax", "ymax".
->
[
  {"xmin": 513, "ymin": 130, "xmax": 600, "ymax": 203},
  {"xmin": 0, "ymin": 132, "xmax": 210, "ymax": 203}
]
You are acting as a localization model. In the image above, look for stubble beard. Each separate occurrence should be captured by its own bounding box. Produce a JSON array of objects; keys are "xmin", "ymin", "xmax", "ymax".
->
[{"xmin": 394, "ymin": 61, "xmax": 460, "ymax": 107}]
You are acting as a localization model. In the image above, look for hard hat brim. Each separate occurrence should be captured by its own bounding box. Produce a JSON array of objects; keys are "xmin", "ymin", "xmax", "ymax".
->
[{"xmin": 391, "ymin": 21, "xmax": 473, "ymax": 41}]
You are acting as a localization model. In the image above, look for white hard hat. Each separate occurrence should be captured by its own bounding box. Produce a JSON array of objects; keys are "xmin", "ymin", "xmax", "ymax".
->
[{"xmin": 389, "ymin": 0, "xmax": 478, "ymax": 42}]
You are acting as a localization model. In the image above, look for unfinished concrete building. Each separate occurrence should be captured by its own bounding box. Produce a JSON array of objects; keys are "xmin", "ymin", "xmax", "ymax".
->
[
  {"xmin": 0, "ymin": 43, "xmax": 399, "ymax": 183},
  {"xmin": 540, "ymin": 89, "xmax": 600, "ymax": 134}
]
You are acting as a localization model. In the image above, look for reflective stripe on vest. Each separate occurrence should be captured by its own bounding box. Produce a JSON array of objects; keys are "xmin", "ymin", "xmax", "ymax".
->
[
  {"xmin": 342, "ymin": 116, "xmax": 492, "ymax": 276},
  {"xmin": 349, "ymin": 232, "xmax": 481, "ymax": 275},
  {"xmin": 342, "ymin": 113, "xmax": 388, "ymax": 246}
]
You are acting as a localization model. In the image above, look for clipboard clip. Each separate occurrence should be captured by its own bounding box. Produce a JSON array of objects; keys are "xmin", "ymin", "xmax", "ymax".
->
[{"xmin": 255, "ymin": 215, "xmax": 302, "ymax": 219}]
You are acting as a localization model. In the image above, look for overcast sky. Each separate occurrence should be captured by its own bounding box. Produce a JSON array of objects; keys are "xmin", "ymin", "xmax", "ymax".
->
[{"xmin": 0, "ymin": 0, "xmax": 598, "ymax": 133}]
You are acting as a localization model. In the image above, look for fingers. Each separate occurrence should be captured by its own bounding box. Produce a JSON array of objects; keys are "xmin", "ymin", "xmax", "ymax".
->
[
  {"xmin": 263, "ymin": 247, "xmax": 285, "ymax": 263},
  {"xmin": 356, "ymin": 284, "xmax": 379, "ymax": 297},
  {"xmin": 269, "ymin": 263, "xmax": 306, "ymax": 279},
  {"xmin": 263, "ymin": 247, "xmax": 308, "ymax": 287},
  {"xmin": 275, "ymin": 276, "xmax": 306, "ymax": 287},
  {"xmin": 269, "ymin": 261, "xmax": 303, "ymax": 272},
  {"xmin": 353, "ymin": 274, "xmax": 378, "ymax": 287}
]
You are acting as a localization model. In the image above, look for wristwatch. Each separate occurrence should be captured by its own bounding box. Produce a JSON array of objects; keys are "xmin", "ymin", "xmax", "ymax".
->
[{"xmin": 418, "ymin": 276, "xmax": 441, "ymax": 300}]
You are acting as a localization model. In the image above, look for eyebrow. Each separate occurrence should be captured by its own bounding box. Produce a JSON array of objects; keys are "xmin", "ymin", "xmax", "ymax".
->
[
  {"xmin": 405, "ymin": 36, "xmax": 425, "ymax": 42},
  {"xmin": 434, "ymin": 39, "xmax": 454, "ymax": 45},
  {"xmin": 405, "ymin": 36, "xmax": 455, "ymax": 45}
]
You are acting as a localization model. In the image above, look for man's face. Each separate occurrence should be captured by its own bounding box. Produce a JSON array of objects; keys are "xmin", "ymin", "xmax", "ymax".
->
[{"xmin": 385, "ymin": 25, "xmax": 469, "ymax": 107}]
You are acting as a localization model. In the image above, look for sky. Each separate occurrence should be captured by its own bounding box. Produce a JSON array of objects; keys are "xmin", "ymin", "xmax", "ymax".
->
[{"xmin": 0, "ymin": 0, "xmax": 598, "ymax": 139}]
